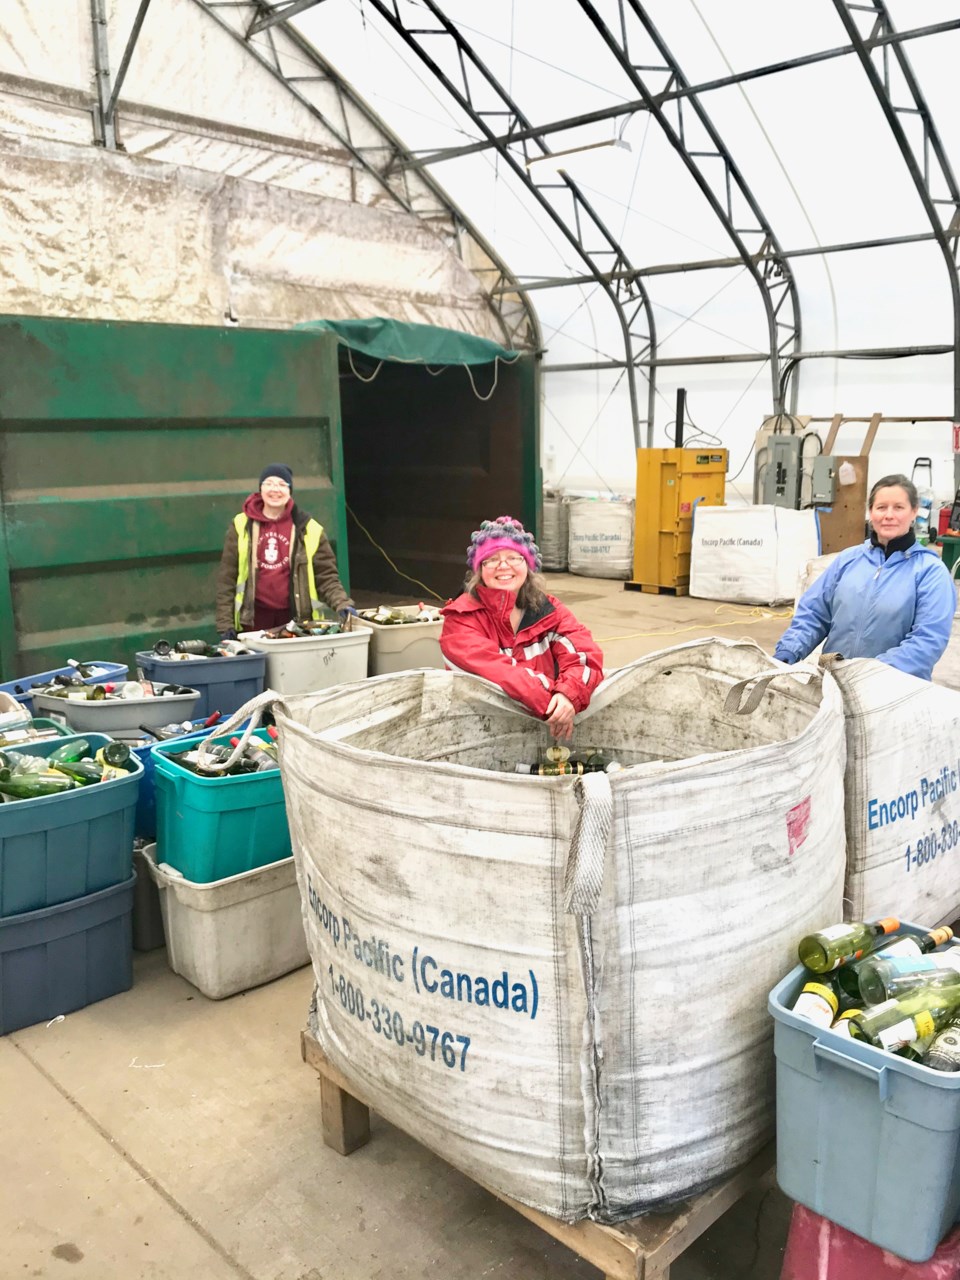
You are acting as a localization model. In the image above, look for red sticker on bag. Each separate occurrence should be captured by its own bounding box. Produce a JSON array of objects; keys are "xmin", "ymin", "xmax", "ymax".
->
[{"xmin": 787, "ymin": 796, "xmax": 811, "ymax": 856}]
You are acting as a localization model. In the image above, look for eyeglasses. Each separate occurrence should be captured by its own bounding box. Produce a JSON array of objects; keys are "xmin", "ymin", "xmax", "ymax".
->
[
  {"xmin": 481, "ymin": 553, "xmax": 526, "ymax": 569},
  {"xmin": 261, "ymin": 480, "xmax": 290, "ymax": 492}
]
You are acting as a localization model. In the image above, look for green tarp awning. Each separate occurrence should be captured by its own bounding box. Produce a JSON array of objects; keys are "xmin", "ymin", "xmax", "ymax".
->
[{"xmin": 295, "ymin": 317, "xmax": 519, "ymax": 366}]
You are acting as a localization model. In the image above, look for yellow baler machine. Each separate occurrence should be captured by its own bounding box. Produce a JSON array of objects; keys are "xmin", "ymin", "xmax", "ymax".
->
[{"xmin": 629, "ymin": 448, "xmax": 727, "ymax": 595}]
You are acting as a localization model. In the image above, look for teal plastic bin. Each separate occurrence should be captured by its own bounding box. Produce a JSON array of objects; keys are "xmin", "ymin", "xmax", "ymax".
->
[
  {"xmin": 152, "ymin": 729, "xmax": 290, "ymax": 883},
  {"xmin": 0, "ymin": 733, "xmax": 141, "ymax": 917},
  {"xmin": 769, "ymin": 922, "xmax": 960, "ymax": 1262}
]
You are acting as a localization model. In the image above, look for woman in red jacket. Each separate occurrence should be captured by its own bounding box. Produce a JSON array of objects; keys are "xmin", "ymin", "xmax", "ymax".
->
[{"xmin": 440, "ymin": 515, "xmax": 604, "ymax": 740}]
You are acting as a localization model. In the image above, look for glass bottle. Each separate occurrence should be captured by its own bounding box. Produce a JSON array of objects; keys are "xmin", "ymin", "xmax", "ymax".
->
[
  {"xmin": 798, "ymin": 917, "xmax": 900, "ymax": 973},
  {"xmin": 829, "ymin": 1009, "xmax": 866, "ymax": 1040},
  {"xmin": 51, "ymin": 759, "xmax": 104, "ymax": 785},
  {"xmin": 96, "ymin": 742, "xmax": 131, "ymax": 768},
  {"xmin": 47, "ymin": 739, "xmax": 92, "ymax": 763},
  {"xmin": 849, "ymin": 980, "xmax": 960, "ymax": 1052},
  {"xmin": 857, "ymin": 928, "xmax": 960, "ymax": 1004},
  {"xmin": 922, "ymin": 1023, "xmax": 960, "ymax": 1072},
  {"xmin": 792, "ymin": 980, "xmax": 840, "ymax": 1029},
  {"xmin": 0, "ymin": 772, "xmax": 75, "ymax": 799}
]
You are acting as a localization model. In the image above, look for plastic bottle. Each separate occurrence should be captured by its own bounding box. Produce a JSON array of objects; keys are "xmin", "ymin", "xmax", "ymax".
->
[{"xmin": 798, "ymin": 917, "xmax": 900, "ymax": 973}]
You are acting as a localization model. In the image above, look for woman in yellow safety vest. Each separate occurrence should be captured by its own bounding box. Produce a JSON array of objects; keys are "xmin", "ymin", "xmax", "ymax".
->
[{"xmin": 215, "ymin": 464, "xmax": 355, "ymax": 639}]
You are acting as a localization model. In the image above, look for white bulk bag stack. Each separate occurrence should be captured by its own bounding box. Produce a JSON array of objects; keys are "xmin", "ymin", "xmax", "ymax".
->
[
  {"xmin": 690, "ymin": 506, "xmax": 820, "ymax": 604},
  {"xmin": 567, "ymin": 498, "xmax": 634, "ymax": 578},
  {"xmin": 275, "ymin": 638, "xmax": 845, "ymax": 1223},
  {"xmin": 828, "ymin": 657, "xmax": 960, "ymax": 925},
  {"xmin": 541, "ymin": 492, "xmax": 569, "ymax": 571}
]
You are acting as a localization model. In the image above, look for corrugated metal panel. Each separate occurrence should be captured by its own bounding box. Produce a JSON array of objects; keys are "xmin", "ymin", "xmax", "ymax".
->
[{"xmin": 0, "ymin": 314, "xmax": 347, "ymax": 677}]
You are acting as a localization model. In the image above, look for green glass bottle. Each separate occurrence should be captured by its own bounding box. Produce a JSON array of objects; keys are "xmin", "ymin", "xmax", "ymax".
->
[
  {"xmin": 798, "ymin": 916, "xmax": 900, "ymax": 973},
  {"xmin": 857, "ymin": 927, "xmax": 959, "ymax": 1004},
  {"xmin": 830, "ymin": 1009, "xmax": 866, "ymax": 1040},
  {"xmin": 0, "ymin": 772, "xmax": 76, "ymax": 799},
  {"xmin": 47, "ymin": 739, "xmax": 92, "ymax": 763},
  {"xmin": 51, "ymin": 759, "xmax": 104, "ymax": 785},
  {"xmin": 98, "ymin": 742, "xmax": 131, "ymax": 767},
  {"xmin": 849, "ymin": 979, "xmax": 960, "ymax": 1052}
]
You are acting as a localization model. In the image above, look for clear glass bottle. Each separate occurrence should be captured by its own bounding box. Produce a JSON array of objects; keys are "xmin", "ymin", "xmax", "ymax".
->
[
  {"xmin": 798, "ymin": 917, "xmax": 900, "ymax": 974},
  {"xmin": 849, "ymin": 980, "xmax": 960, "ymax": 1052}
]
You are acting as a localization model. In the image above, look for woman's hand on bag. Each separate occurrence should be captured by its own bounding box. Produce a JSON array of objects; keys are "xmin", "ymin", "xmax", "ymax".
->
[{"xmin": 545, "ymin": 692, "xmax": 575, "ymax": 741}]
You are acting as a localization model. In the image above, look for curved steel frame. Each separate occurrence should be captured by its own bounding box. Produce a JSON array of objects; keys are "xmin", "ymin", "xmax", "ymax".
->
[
  {"xmin": 576, "ymin": 0, "xmax": 802, "ymax": 416},
  {"xmin": 832, "ymin": 0, "xmax": 960, "ymax": 421},
  {"xmin": 362, "ymin": 0, "xmax": 659, "ymax": 448},
  {"xmin": 89, "ymin": 0, "xmax": 960, "ymax": 436},
  {"xmin": 94, "ymin": 0, "xmax": 541, "ymax": 353}
]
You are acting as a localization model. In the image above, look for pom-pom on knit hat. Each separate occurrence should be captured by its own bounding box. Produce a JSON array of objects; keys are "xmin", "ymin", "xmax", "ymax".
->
[
  {"xmin": 466, "ymin": 515, "xmax": 542, "ymax": 573},
  {"xmin": 259, "ymin": 463, "xmax": 294, "ymax": 491}
]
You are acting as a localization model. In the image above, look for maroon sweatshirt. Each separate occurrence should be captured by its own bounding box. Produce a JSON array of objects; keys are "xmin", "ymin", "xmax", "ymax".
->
[{"xmin": 242, "ymin": 493, "xmax": 294, "ymax": 614}]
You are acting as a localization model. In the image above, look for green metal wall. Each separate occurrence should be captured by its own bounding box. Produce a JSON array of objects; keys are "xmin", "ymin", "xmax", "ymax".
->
[{"xmin": 0, "ymin": 315, "xmax": 347, "ymax": 678}]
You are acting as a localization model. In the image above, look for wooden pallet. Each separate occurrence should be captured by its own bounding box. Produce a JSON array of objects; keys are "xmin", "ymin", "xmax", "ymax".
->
[
  {"xmin": 623, "ymin": 581, "xmax": 689, "ymax": 596},
  {"xmin": 301, "ymin": 1028, "xmax": 774, "ymax": 1280}
]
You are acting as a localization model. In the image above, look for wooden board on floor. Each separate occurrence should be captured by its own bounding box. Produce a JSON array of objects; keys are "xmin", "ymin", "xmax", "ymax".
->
[{"xmin": 300, "ymin": 1028, "xmax": 774, "ymax": 1280}]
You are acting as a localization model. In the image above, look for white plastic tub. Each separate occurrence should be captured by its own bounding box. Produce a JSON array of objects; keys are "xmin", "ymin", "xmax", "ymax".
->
[
  {"xmin": 362, "ymin": 610, "xmax": 443, "ymax": 675},
  {"xmin": 142, "ymin": 843, "xmax": 308, "ymax": 999},
  {"xmin": 238, "ymin": 625, "xmax": 371, "ymax": 695},
  {"xmin": 33, "ymin": 687, "xmax": 200, "ymax": 733}
]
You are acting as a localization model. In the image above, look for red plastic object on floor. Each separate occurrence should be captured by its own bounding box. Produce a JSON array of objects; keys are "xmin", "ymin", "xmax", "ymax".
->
[
  {"xmin": 781, "ymin": 1205, "xmax": 960, "ymax": 1279},
  {"xmin": 940, "ymin": 505, "xmax": 953, "ymax": 535}
]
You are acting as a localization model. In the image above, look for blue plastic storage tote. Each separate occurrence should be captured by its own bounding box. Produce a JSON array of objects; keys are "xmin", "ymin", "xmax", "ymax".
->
[
  {"xmin": 0, "ymin": 662, "xmax": 128, "ymax": 712},
  {"xmin": 0, "ymin": 873, "xmax": 135, "ymax": 1034},
  {"xmin": 769, "ymin": 922, "xmax": 960, "ymax": 1263},
  {"xmin": 0, "ymin": 733, "xmax": 141, "ymax": 917},
  {"xmin": 152, "ymin": 729, "xmax": 290, "ymax": 883},
  {"xmin": 136, "ymin": 651, "xmax": 266, "ymax": 719},
  {"xmin": 130, "ymin": 716, "xmax": 233, "ymax": 840}
]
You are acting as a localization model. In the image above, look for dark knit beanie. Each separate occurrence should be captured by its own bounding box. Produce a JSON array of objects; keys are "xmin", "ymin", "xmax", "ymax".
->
[{"xmin": 259, "ymin": 463, "xmax": 294, "ymax": 491}]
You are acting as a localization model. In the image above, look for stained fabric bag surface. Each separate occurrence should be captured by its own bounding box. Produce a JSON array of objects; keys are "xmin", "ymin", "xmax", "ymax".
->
[
  {"xmin": 266, "ymin": 638, "xmax": 845, "ymax": 1223},
  {"xmin": 828, "ymin": 656, "xmax": 960, "ymax": 925}
]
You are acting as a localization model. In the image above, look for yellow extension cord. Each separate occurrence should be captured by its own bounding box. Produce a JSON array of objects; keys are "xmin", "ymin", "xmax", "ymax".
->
[
  {"xmin": 595, "ymin": 603, "xmax": 794, "ymax": 645},
  {"xmin": 347, "ymin": 504, "xmax": 446, "ymax": 602},
  {"xmin": 344, "ymin": 509, "xmax": 797, "ymax": 636}
]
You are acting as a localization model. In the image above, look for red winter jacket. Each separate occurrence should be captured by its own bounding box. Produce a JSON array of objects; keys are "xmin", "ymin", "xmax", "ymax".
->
[{"xmin": 439, "ymin": 585, "xmax": 604, "ymax": 717}]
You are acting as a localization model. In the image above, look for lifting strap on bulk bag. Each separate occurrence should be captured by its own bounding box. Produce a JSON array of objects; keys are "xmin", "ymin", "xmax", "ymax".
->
[
  {"xmin": 723, "ymin": 663, "xmax": 822, "ymax": 716},
  {"xmin": 564, "ymin": 772, "xmax": 612, "ymax": 916}
]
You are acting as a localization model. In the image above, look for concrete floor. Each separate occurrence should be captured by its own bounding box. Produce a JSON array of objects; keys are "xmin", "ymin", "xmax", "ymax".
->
[{"xmin": 3, "ymin": 575, "xmax": 796, "ymax": 1280}]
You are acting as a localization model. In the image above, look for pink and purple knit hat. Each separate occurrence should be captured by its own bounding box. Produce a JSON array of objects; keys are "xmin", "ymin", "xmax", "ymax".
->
[{"xmin": 466, "ymin": 516, "xmax": 542, "ymax": 573}]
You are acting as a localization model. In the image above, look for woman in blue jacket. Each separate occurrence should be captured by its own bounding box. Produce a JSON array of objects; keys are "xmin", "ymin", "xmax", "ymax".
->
[{"xmin": 774, "ymin": 474, "xmax": 955, "ymax": 681}]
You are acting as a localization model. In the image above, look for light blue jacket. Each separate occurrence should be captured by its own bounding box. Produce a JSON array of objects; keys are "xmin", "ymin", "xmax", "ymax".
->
[{"xmin": 774, "ymin": 538, "xmax": 956, "ymax": 681}]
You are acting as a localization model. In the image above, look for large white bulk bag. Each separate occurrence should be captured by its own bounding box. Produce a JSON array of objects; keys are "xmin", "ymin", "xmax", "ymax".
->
[
  {"xmin": 795, "ymin": 552, "xmax": 839, "ymax": 607},
  {"xmin": 933, "ymin": 564, "xmax": 960, "ymax": 690},
  {"xmin": 567, "ymin": 498, "xmax": 634, "ymax": 578},
  {"xmin": 690, "ymin": 506, "xmax": 820, "ymax": 604},
  {"xmin": 828, "ymin": 657, "xmax": 960, "ymax": 925},
  {"xmin": 541, "ymin": 492, "xmax": 569, "ymax": 571},
  {"xmin": 273, "ymin": 639, "xmax": 845, "ymax": 1223}
]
